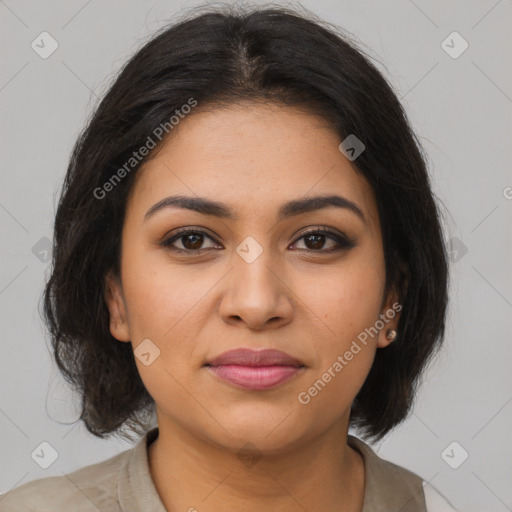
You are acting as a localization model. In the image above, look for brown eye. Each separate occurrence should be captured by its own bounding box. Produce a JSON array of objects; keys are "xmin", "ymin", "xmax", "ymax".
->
[
  {"xmin": 161, "ymin": 230, "xmax": 220, "ymax": 252},
  {"xmin": 290, "ymin": 228, "xmax": 355, "ymax": 252},
  {"xmin": 303, "ymin": 233, "xmax": 329, "ymax": 250},
  {"xmin": 180, "ymin": 232, "xmax": 204, "ymax": 250}
]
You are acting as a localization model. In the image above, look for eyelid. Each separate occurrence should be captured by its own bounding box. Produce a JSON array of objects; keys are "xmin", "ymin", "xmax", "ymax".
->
[{"xmin": 293, "ymin": 225, "xmax": 354, "ymax": 244}]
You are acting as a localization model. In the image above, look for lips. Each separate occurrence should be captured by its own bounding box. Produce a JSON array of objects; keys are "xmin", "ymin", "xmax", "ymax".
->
[
  {"xmin": 204, "ymin": 348, "xmax": 305, "ymax": 390},
  {"xmin": 205, "ymin": 348, "xmax": 304, "ymax": 367}
]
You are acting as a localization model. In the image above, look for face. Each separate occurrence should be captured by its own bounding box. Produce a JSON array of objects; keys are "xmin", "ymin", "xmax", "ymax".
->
[{"xmin": 105, "ymin": 102, "xmax": 401, "ymax": 453}]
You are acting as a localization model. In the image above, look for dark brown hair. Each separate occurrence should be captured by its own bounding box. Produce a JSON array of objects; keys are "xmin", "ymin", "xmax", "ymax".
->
[{"xmin": 42, "ymin": 3, "xmax": 449, "ymax": 442}]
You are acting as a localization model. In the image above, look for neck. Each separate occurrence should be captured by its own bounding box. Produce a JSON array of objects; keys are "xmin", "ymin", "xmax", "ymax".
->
[{"xmin": 148, "ymin": 417, "xmax": 365, "ymax": 512}]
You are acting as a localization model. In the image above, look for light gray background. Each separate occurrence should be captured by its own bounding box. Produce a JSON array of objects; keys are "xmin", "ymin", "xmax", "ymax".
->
[{"xmin": 1, "ymin": 1, "xmax": 511, "ymax": 510}]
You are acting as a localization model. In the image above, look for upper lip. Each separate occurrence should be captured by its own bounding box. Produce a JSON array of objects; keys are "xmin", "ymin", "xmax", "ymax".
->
[{"xmin": 205, "ymin": 348, "xmax": 304, "ymax": 367}]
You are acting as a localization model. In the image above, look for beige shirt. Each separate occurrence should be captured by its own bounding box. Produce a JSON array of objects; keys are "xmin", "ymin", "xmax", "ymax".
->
[{"xmin": 0, "ymin": 427, "xmax": 458, "ymax": 511}]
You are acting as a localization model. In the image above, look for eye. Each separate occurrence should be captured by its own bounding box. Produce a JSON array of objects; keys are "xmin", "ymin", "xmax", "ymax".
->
[
  {"xmin": 290, "ymin": 227, "xmax": 355, "ymax": 253},
  {"xmin": 161, "ymin": 226, "xmax": 355, "ymax": 254},
  {"xmin": 160, "ymin": 229, "xmax": 221, "ymax": 252}
]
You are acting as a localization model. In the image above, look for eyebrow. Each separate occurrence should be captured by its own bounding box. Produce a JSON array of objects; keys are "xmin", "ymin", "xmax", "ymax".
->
[{"xmin": 144, "ymin": 194, "xmax": 366, "ymax": 224}]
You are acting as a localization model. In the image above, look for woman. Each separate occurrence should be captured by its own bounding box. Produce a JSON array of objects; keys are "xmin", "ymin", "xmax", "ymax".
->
[{"xmin": 0, "ymin": 4, "xmax": 458, "ymax": 511}]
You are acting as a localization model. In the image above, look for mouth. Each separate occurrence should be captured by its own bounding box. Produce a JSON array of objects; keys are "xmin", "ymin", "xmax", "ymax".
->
[{"xmin": 203, "ymin": 348, "xmax": 306, "ymax": 390}]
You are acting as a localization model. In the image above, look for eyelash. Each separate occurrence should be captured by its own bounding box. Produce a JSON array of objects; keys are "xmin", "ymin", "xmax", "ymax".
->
[{"xmin": 160, "ymin": 227, "xmax": 355, "ymax": 254}]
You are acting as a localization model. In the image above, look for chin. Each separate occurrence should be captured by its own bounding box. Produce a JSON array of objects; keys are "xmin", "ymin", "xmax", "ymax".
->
[{"xmin": 201, "ymin": 407, "xmax": 312, "ymax": 455}]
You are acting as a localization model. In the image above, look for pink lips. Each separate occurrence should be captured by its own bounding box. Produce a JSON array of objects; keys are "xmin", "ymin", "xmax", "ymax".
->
[{"xmin": 204, "ymin": 348, "xmax": 305, "ymax": 390}]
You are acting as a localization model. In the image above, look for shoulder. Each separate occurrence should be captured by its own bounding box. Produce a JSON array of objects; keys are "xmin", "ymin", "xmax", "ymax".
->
[
  {"xmin": 0, "ymin": 447, "xmax": 132, "ymax": 512},
  {"xmin": 347, "ymin": 435, "xmax": 460, "ymax": 512},
  {"xmin": 423, "ymin": 482, "xmax": 460, "ymax": 512}
]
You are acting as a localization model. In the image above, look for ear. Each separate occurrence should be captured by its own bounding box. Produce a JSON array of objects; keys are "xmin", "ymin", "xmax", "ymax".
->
[
  {"xmin": 104, "ymin": 271, "xmax": 131, "ymax": 342},
  {"xmin": 377, "ymin": 258, "xmax": 409, "ymax": 348}
]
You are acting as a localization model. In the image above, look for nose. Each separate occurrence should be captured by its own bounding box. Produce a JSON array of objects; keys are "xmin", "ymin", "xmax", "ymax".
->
[{"xmin": 219, "ymin": 247, "xmax": 294, "ymax": 330}]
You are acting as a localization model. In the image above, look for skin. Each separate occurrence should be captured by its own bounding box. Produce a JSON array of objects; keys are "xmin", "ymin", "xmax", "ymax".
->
[{"xmin": 105, "ymin": 102, "xmax": 402, "ymax": 512}]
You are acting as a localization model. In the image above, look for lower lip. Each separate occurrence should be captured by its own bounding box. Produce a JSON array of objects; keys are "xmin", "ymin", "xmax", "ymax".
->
[{"xmin": 206, "ymin": 364, "xmax": 303, "ymax": 390}]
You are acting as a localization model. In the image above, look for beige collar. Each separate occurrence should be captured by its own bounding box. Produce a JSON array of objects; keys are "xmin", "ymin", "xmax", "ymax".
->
[{"xmin": 348, "ymin": 434, "xmax": 427, "ymax": 512}]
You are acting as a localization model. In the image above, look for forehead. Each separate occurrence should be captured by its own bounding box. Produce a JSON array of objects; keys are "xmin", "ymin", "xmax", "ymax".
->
[{"xmin": 126, "ymin": 103, "xmax": 380, "ymax": 231}]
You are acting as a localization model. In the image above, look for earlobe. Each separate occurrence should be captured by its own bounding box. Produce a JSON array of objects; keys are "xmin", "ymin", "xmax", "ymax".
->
[
  {"xmin": 377, "ymin": 328, "xmax": 397, "ymax": 348},
  {"xmin": 377, "ymin": 258, "xmax": 408, "ymax": 348},
  {"xmin": 376, "ymin": 294, "xmax": 402, "ymax": 348},
  {"xmin": 104, "ymin": 271, "xmax": 131, "ymax": 342},
  {"xmin": 377, "ymin": 307, "xmax": 400, "ymax": 348}
]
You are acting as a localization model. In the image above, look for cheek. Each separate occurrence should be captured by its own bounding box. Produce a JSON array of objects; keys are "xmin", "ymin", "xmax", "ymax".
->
[
  {"xmin": 292, "ymin": 251, "xmax": 385, "ymax": 394},
  {"xmin": 120, "ymin": 247, "xmax": 222, "ymax": 397},
  {"xmin": 121, "ymin": 259, "xmax": 208, "ymax": 410},
  {"xmin": 293, "ymin": 267, "xmax": 382, "ymax": 421},
  {"xmin": 121, "ymin": 244, "xmax": 207, "ymax": 340},
  {"xmin": 295, "ymin": 251, "xmax": 385, "ymax": 340}
]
